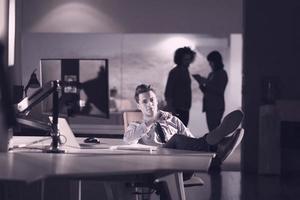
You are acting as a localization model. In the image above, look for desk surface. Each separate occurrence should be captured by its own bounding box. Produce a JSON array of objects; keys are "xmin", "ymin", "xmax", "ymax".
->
[{"xmin": 2, "ymin": 137, "xmax": 215, "ymax": 183}]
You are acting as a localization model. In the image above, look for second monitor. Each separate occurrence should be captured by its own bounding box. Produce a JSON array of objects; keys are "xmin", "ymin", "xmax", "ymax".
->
[{"xmin": 40, "ymin": 58, "xmax": 109, "ymax": 119}]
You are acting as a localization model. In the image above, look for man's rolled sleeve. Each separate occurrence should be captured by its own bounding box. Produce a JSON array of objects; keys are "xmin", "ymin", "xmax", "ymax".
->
[
  {"xmin": 123, "ymin": 122, "xmax": 151, "ymax": 144},
  {"xmin": 174, "ymin": 117, "xmax": 195, "ymax": 138}
]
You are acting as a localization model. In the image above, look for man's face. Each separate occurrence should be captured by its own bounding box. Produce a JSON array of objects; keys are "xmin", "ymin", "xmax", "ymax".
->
[{"xmin": 137, "ymin": 91, "xmax": 158, "ymax": 119}]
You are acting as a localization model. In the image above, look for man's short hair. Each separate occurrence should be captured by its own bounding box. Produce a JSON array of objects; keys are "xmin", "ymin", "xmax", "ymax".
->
[
  {"xmin": 134, "ymin": 84, "xmax": 156, "ymax": 103},
  {"xmin": 174, "ymin": 46, "xmax": 196, "ymax": 65}
]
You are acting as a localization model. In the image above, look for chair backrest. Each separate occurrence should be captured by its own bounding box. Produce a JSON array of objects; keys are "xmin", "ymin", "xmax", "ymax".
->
[{"xmin": 123, "ymin": 111, "xmax": 143, "ymax": 131}]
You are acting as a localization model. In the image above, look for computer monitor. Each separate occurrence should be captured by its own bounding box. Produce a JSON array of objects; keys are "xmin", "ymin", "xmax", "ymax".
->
[{"xmin": 40, "ymin": 59, "xmax": 109, "ymax": 119}]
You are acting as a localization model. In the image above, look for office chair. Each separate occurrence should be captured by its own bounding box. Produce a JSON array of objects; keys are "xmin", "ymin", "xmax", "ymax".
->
[
  {"xmin": 123, "ymin": 111, "xmax": 205, "ymax": 192},
  {"xmin": 123, "ymin": 110, "xmax": 143, "ymax": 132}
]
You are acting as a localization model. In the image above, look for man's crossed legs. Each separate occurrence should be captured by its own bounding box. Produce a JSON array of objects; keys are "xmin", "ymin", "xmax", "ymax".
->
[{"xmin": 163, "ymin": 110, "xmax": 244, "ymax": 171}]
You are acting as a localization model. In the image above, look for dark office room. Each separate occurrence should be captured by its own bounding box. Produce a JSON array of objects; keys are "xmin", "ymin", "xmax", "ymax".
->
[{"xmin": 1, "ymin": 0, "xmax": 300, "ymax": 200}]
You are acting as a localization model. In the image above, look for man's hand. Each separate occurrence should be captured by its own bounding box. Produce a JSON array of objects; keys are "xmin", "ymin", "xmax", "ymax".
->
[
  {"xmin": 144, "ymin": 118, "xmax": 156, "ymax": 127},
  {"xmin": 144, "ymin": 111, "xmax": 172, "ymax": 127},
  {"xmin": 160, "ymin": 112, "xmax": 172, "ymax": 120}
]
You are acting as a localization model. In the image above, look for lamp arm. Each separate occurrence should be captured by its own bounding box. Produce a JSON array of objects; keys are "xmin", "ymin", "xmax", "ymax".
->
[
  {"xmin": 17, "ymin": 81, "xmax": 58, "ymax": 114},
  {"xmin": 17, "ymin": 80, "xmax": 65, "ymax": 153}
]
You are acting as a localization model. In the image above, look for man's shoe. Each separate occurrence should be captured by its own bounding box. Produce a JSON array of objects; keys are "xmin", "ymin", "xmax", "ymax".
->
[
  {"xmin": 206, "ymin": 110, "xmax": 243, "ymax": 145},
  {"xmin": 209, "ymin": 129, "xmax": 244, "ymax": 171},
  {"xmin": 216, "ymin": 128, "xmax": 244, "ymax": 163}
]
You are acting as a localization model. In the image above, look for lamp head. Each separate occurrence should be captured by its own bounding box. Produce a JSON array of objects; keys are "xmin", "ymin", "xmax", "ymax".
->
[
  {"xmin": 28, "ymin": 71, "xmax": 40, "ymax": 88},
  {"xmin": 24, "ymin": 69, "xmax": 40, "ymax": 96}
]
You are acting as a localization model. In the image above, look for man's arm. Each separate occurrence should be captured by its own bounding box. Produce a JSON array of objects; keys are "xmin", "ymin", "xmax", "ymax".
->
[
  {"xmin": 203, "ymin": 71, "xmax": 228, "ymax": 96},
  {"xmin": 171, "ymin": 116, "xmax": 195, "ymax": 138},
  {"xmin": 123, "ymin": 121, "xmax": 154, "ymax": 144},
  {"xmin": 193, "ymin": 74, "xmax": 208, "ymax": 93}
]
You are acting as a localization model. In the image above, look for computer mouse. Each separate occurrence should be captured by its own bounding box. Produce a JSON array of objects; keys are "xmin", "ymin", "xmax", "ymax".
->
[{"xmin": 84, "ymin": 137, "xmax": 101, "ymax": 144}]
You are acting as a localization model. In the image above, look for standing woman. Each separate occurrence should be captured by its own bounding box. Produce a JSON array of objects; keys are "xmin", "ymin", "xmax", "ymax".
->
[{"xmin": 195, "ymin": 51, "xmax": 228, "ymax": 132}]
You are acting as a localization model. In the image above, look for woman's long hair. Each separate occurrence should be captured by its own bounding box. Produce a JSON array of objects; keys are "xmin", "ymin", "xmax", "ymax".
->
[{"xmin": 207, "ymin": 51, "xmax": 224, "ymax": 70}]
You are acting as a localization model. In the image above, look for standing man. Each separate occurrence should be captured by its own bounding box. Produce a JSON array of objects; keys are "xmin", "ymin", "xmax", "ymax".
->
[{"xmin": 164, "ymin": 47, "xmax": 196, "ymax": 126}]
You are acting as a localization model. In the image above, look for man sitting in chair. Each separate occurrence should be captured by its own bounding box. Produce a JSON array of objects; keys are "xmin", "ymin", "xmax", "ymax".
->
[{"xmin": 124, "ymin": 84, "xmax": 244, "ymax": 170}]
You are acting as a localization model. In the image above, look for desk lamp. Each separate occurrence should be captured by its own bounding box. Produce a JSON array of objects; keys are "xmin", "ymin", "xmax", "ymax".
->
[
  {"xmin": 17, "ymin": 80, "xmax": 65, "ymax": 153},
  {"xmin": 24, "ymin": 69, "xmax": 40, "ymax": 97}
]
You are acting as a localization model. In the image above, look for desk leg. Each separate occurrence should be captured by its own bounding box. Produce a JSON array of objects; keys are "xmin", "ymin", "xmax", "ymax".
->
[
  {"xmin": 69, "ymin": 180, "xmax": 81, "ymax": 200},
  {"xmin": 157, "ymin": 172, "xmax": 186, "ymax": 200},
  {"xmin": 69, "ymin": 180, "xmax": 114, "ymax": 200},
  {"xmin": 174, "ymin": 172, "xmax": 186, "ymax": 200},
  {"xmin": 41, "ymin": 180, "xmax": 45, "ymax": 200},
  {"xmin": 103, "ymin": 182, "xmax": 114, "ymax": 200}
]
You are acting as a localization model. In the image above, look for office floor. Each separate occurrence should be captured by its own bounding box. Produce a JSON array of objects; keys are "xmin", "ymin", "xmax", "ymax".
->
[
  {"xmin": 187, "ymin": 146, "xmax": 242, "ymax": 200},
  {"xmin": 80, "ymin": 171, "xmax": 300, "ymax": 200},
  {"xmin": 184, "ymin": 145, "xmax": 300, "ymax": 200},
  {"xmin": 183, "ymin": 145, "xmax": 242, "ymax": 200},
  {"xmin": 150, "ymin": 145, "xmax": 300, "ymax": 200},
  {"xmin": 184, "ymin": 171, "xmax": 300, "ymax": 200},
  {"xmin": 78, "ymin": 144, "xmax": 300, "ymax": 200}
]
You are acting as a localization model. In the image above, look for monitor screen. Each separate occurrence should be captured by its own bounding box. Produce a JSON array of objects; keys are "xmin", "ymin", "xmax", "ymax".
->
[{"xmin": 40, "ymin": 59, "xmax": 109, "ymax": 118}]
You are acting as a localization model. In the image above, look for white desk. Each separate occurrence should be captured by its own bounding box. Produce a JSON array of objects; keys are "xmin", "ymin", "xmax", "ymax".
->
[{"xmin": 1, "ymin": 137, "xmax": 215, "ymax": 200}]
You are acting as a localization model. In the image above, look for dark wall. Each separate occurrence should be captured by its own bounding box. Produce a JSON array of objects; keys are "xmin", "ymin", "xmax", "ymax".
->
[{"xmin": 242, "ymin": 0, "xmax": 300, "ymax": 172}]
